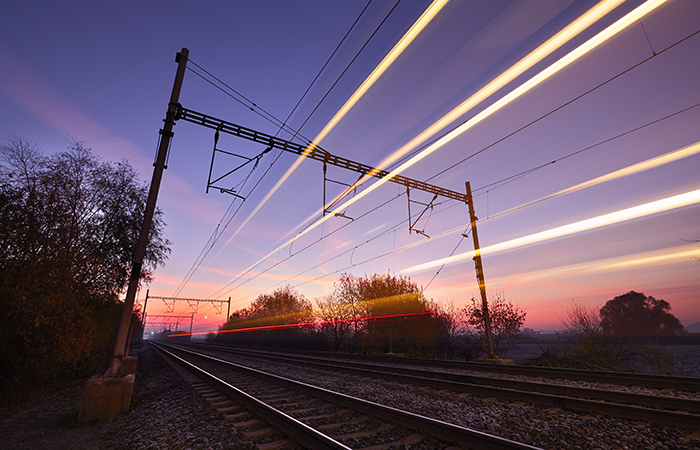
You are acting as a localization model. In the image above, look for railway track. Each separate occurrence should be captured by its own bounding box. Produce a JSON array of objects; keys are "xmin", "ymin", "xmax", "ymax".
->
[
  {"xmin": 151, "ymin": 341, "xmax": 541, "ymax": 450},
  {"xmin": 172, "ymin": 342, "xmax": 700, "ymax": 428},
  {"xmin": 192, "ymin": 343, "xmax": 700, "ymax": 391}
]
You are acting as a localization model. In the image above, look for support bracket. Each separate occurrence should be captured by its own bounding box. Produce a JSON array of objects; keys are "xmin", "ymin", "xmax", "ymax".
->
[
  {"xmin": 406, "ymin": 187, "xmax": 438, "ymax": 237},
  {"xmin": 206, "ymin": 128, "xmax": 271, "ymax": 198}
]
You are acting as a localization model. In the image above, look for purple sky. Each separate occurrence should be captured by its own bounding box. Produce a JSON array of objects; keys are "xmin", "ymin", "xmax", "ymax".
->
[{"xmin": 2, "ymin": 0, "xmax": 699, "ymax": 333}]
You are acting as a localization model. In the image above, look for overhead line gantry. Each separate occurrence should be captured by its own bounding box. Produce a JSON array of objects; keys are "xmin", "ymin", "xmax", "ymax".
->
[
  {"xmin": 173, "ymin": 102, "xmax": 497, "ymax": 359},
  {"xmin": 175, "ymin": 106, "xmax": 469, "ymax": 204}
]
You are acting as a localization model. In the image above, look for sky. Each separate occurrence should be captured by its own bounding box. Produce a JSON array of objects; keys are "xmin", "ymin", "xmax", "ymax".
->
[{"xmin": 1, "ymin": 0, "xmax": 698, "ymax": 333}]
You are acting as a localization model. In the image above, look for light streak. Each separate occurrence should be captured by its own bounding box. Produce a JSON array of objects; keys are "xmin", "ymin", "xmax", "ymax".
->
[
  {"xmin": 467, "ymin": 140, "xmax": 700, "ymax": 223},
  {"xmin": 402, "ymin": 188, "xmax": 700, "ymax": 274},
  {"xmin": 298, "ymin": 0, "xmax": 629, "ymax": 226},
  {"xmin": 226, "ymin": 0, "xmax": 665, "ymax": 276},
  {"xmin": 548, "ymin": 142, "xmax": 700, "ymax": 199},
  {"xmin": 213, "ymin": 137, "xmax": 699, "ymax": 300},
  {"xmin": 169, "ymin": 311, "xmax": 435, "ymax": 337},
  {"xmin": 210, "ymin": 0, "xmax": 668, "ymax": 298},
  {"xmin": 370, "ymin": 0, "xmax": 627, "ymax": 176},
  {"xmin": 324, "ymin": 0, "xmax": 669, "ymax": 218},
  {"xmin": 217, "ymin": 0, "xmax": 451, "ymax": 251},
  {"xmin": 484, "ymin": 244, "xmax": 698, "ymax": 288}
]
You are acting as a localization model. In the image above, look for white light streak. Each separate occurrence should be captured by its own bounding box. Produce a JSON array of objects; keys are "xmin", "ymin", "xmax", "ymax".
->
[
  {"xmin": 402, "ymin": 188, "xmax": 700, "ymax": 274},
  {"xmin": 277, "ymin": 0, "xmax": 667, "ymax": 252},
  {"xmin": 328, "ymin": 0, "xmax": 669, "ymax": 217},
  {"xmin": 220, "ymin": 0, "xmax": 451, "ymax": 248},
  {"xmin": 485, "ymin": 244, "xmax": 697, "ymax": 288},
  {"xmin": 209, "ymin": 0, "xmax": 670, "ymax": 298}
]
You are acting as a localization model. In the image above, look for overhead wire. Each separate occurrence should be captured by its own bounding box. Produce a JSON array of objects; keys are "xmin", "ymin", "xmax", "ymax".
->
[
  {"xmin": 208, "ymin": 1, "xmax": 683, "ymax": 299},
  {"xmin": 236, "ymin": 0, "xmax": 668, "ymax": 270},
  {"xmin": 403, "ymin": 188, "xmax": 700, "ymax": 275},
  {"xmin": 217, "ymin": 109, "xmax": 700, "ymax": 304},
  {"xmin": 290, "ymin": 0, "xmax": 402, "ymax": 139},
  {"xmin": 323, "ymin": 0, "xmax": 671, "ymax": 210},
  {"xmin": 185, "ymin": 61, "xmax": 312, "ymax": 146},
  {"xmin": 472, "ymin": 101, "xmax": 700, "ymax": 195},
  {"xmin": 204, "ymin": 0, "xmax": 679, "ymax": 302},
  {"xmin": 192, "ymin": 0, "xmax": 454, "ymax": 301},
  {"xmin": 357, "ymin": 0, "xmax": 629, "ymax": 182},
  {"xmin": 243, "ymin": 182, "xmax": 700, "ymax": 300},
  {"xmin": 210, "ymin": 0, "xmax": 408, "ymax": 259},
  {"xmin": 422, "ymin": 225, "xmax": 469, "ymax": 291},
  {"xmin": 208, "ymin": 191, "xmax": 406, "ymax": 301},
  {"xmin": 208, "ymin": 0, "xmax": 696, "ymax": 306},
  {"xmin": 222, "ymin": 0, "xmax": 450, "ymax": 244},
  {"xmin": 170, "ymin": 1, "xmax": 376, "ymax": 298},
  {"xmin": 425, "ymin": 27, "xmax": 700, "ymax": 185}
]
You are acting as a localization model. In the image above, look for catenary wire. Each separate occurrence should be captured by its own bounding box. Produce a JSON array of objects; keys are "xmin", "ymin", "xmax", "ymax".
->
[
  {"xmin": 170, "ymin": 1, "xmax": 379, "ymax": 299},
  {"xmin": 205, "ymin": 20, "xmax": 700, "ymax": 304},
  {"xmin": 291, "ymin": 0, "xmax": 403, "ymax": 137},
  {"xmin": 423, "ymin": 27, "xmax": 700, "ymax": 184},
  {"xmin": 217, "ymin": 97, "xmax": 700, "ymax": 304}
]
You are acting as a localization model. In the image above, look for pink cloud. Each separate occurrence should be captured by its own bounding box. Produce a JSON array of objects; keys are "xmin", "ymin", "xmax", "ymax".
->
[{"xmin": 0, "ymin": 44, "xmax": 223, "ymax": 224}]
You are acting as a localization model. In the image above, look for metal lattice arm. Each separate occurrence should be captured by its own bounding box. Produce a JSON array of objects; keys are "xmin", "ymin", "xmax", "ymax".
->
[{"xmin": 174, "ymin": 105, "xmax": 468, "ymax": 204}]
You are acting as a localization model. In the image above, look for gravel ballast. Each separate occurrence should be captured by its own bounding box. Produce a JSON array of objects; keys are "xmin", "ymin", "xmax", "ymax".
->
[
  {"xmin": 197, "ymin": 348, "xmax": 700, "ymax": 450},
  {"xmin": 3, "ymin": 344, "xmax": 699, "ymax": 449},
  {"xmin": 0, "ymin": 346, "xmax": 254, "ymax": 450}
]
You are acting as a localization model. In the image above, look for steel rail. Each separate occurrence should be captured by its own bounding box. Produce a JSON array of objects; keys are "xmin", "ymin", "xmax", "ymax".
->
[
  {"xmin": 188, "ymin": 344, "xmax": 700, "ymax": 413},
  {"xmin": 150, "ymin": 342, "xmax": 351, "ymax": 450},
  {"xmin": 201, "ymin": 344, "xmax": 700, "ymax": 391},
  {"xmin": 156, "ymin": 342, "xmax": 541, "ymax": 450},
  {"xmin": 174, "ymin": 343, "xmax": 700, "ymax": 428}
]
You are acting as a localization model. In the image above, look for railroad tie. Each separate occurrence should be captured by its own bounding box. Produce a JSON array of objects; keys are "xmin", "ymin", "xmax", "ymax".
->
[
  {"xmin": 317, "ymin": 415, "xmax": 369, "ymax": 430},
  {"xmin": 332, "ymin": 423, "xmax": 393, "ymax": 440},
  {"xmin": 357, "ymin": 433, "xmax": 423, "ymax": 450},
  {"xmin": 217, "ymin": 405, "xmax": 241, "ymax": 414},
  {"xmin": 244, "ymin": 428, "xmax": 275, "ymax": 439},
  {"xmin": 257, "ymin": 439, "xmax": 292, "ymax": 450},
  {"xmin": 211, "ymin": 400, "xmax": 234, "ymax": 407},
  {"xmin": 285, "ymin": 403, "xmax": 333, "ymax": 415},
  {"xmin": 230, "ymin": 419, "xmax": 260, "ymax": 429},
  {"xmin": 224, "ymin": 411, "xmax": 250, "ymax": 421}
]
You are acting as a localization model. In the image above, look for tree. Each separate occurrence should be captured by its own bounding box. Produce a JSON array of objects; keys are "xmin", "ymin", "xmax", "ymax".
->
[
  {"xmin": 431, "ymin": 300, "xmax": 478, "ymax": 360},
  {"xmin": 0, "ymin": 136, "xmax": 171, "ymax": 387},
  {"xmin": 557, "ymin": 300, "xmax": 630, "ymax": 370},
  {"xmin": 560, "ymin": 300, "xmax": 603, "ymax": 341},
  {"xmin": 351, "ymin": 274, "xmax": 437, "ymax": 357},
  {"xmin": 315, "ymin": 274, "xmax": 371, "ymax": 352},
  {"xmin": 599, "ymin": 291, "xmax": 684, "ymax": 337},
  {"xmin": 553, "ymin": 298, "xmax": 688, "ymax": 373},
  {"xmin": 463, "ymin": 293, "xmax": 526, "ymax": 358},
  {"xmin": 219, "ymin": 286, "xmax": 315, "ymax": 348}
]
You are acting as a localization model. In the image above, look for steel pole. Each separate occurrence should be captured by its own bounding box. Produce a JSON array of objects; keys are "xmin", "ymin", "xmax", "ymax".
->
[
  {"xmin": 465, "ymin": 182, "xmax": 497, "ymax": 359},
  {"xmin": 105, "ymin": 48, "xmax": 189, "ymax": 376}
]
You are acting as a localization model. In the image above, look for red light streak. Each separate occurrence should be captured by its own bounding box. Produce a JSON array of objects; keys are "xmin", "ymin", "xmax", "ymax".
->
[{"xmin": 168, "ymin": 311, "xmax": 435, "ymax": 338}]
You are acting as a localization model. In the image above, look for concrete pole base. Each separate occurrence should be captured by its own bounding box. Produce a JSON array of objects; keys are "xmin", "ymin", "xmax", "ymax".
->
[
  {"xmin": 78, "ymin": 374, "xmax": 135, "ymax": 424},
  {"xmin": 122, "ymin": 356, "xmax": 138, "ymax": 374}
]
